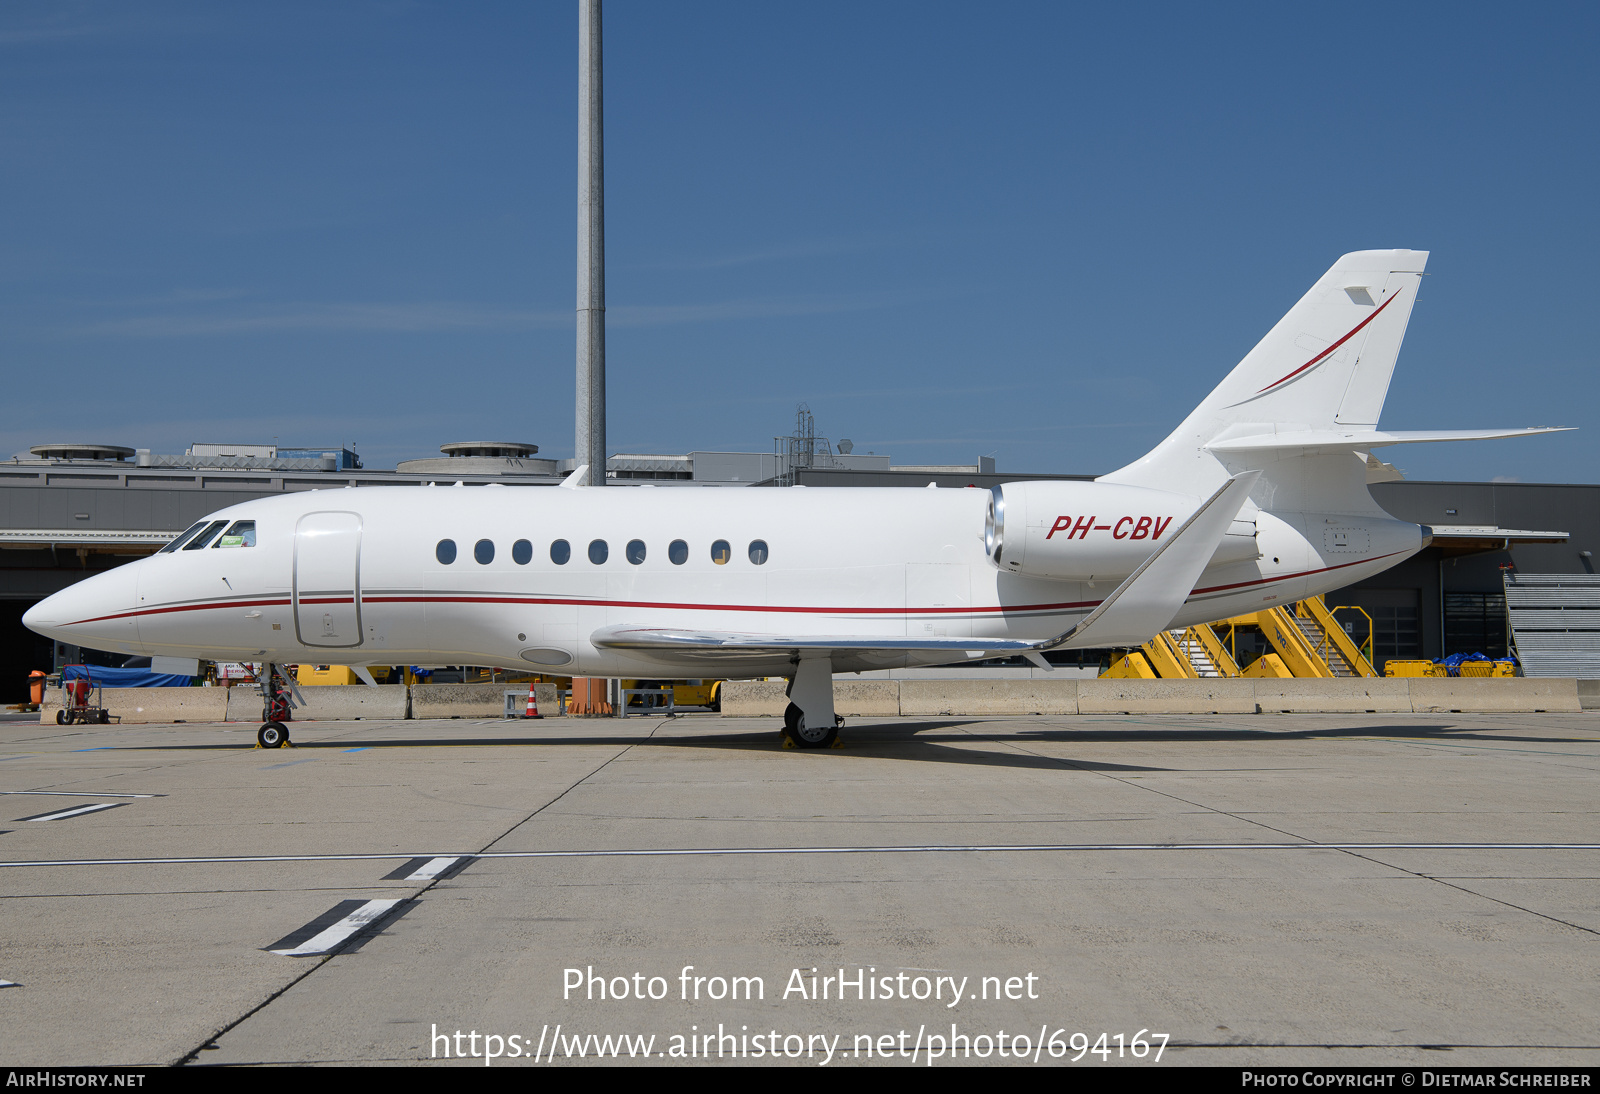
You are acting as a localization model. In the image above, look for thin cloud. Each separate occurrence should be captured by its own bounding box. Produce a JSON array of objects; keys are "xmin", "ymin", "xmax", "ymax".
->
[
  {"xmin": 50, "ymin": 288, "xmax": 941, "ymax": 338},
  {"xmin": 72, "ymin": 303, "xmax": 569, "ymax": 337},
  {"xmin": 610, "ymin": 289, "xmax": 933, "ymax": 327},
  {"xmin": 624, "ymin": 235, "xmax": 896, "ymax": 273}
]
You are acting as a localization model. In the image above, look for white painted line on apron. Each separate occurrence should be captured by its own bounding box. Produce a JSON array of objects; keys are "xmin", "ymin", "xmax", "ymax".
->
[
  {"xmin": 269, "ymin": 899, "xmax": 404, "ymax": 957},
  {"xmin": 18, "ymin": 803, "xmax": 124, "ymax": 823}
]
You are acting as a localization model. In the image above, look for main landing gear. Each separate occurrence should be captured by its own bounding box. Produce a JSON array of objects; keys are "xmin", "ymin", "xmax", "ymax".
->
[
  {"xmin": 783, "ymin": 703, "xmax": 843, "ymax": 749},
  {"xmin": 780, "ymin": 652, "xmax": 843, "ymax": 749}
]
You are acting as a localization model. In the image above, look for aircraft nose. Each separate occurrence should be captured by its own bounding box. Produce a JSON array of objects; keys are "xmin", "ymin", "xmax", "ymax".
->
[
  {"xmin": 23, "ymin": 563, "xmax": 143, "ymax": 653},
  {"xmin": 21, "ymin": 597, "xmax": 55, "ymax": 632}
]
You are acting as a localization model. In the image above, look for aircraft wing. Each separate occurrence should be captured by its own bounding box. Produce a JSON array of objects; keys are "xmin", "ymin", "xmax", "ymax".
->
[{"xmin": 591, "ymin": 625, "xmax": 1036, "ymax": 663}]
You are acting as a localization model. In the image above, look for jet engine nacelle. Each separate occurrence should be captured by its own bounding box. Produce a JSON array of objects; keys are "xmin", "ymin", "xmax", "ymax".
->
[{"xmin": 985, "ymin": 480, "xmax": 1259, "ymax": 581}]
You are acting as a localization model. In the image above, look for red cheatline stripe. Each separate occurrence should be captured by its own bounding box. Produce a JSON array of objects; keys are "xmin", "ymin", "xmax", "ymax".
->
[
  {"xmin": 1255, "ymin": 287, "xmax": 1403, "ymax": 394},
  {"xmin": 1192, "ymin": 549, "xmax": 1407, "ymax": 595},
  {"xmin": 64, "ymin": 551, "xmax": 1407, "ymax": 628}
]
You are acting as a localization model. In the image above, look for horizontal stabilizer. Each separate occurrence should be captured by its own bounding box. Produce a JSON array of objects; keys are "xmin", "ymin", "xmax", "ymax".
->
[
  {"xmin": 1045, "ymin": 471, "xmax": 1260, "ymax": 649},
  {"xmin": 1207, "ymin": 427, "xmax": 1570, "ymax": 455},
  {"xmin": 592, "ymin": 625, "xmax": 1033, "ymax": 662}
]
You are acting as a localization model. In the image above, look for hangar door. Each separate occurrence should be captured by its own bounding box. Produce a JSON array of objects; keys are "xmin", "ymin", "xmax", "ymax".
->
[{"xmin": 294, "ymin": 511, "xmax": 364, "ymax": 648}]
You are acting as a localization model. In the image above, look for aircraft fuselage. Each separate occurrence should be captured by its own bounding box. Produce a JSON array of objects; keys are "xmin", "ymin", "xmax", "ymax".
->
[{"xmin": 24, "ymin": 481, "xmax": 1424, "ymax": 678}]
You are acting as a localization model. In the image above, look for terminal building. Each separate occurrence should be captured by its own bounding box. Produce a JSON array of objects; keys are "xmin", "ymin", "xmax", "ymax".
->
[{"xmin": 2, "ymin": 436, "xmax": 1595, "ymax": 702}]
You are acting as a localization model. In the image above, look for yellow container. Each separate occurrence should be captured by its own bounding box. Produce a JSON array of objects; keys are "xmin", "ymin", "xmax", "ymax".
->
[
  {"xmin": 1385, "ymin": 660, "xmax": 1447, "ymax": 678},
  {"xmin": 296, "ymin": 665, "xmax": 400, "ymax": 685},
  {"xmin": 297, "ymin": 665, "xmax": 355, "ymax": 685}
]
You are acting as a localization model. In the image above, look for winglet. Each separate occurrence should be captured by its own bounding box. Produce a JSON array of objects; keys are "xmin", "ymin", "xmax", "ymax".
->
[
  {"xmin": 1046, "ymin": 471, "xmax": 1261, "ymax": 649},
  {"xmin": 561, "ymin": 464, "xmax": 590, "ymax": 489}
]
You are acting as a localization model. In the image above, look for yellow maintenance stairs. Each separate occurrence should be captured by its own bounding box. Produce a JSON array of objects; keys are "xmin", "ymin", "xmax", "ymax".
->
[{"xmin": 1103, "ymin": 595, "xmax": 1377, "ymax": 680}]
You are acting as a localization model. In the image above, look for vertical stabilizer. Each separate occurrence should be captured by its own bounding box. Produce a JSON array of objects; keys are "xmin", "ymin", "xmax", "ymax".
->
[{"xmin": 1102, "ymin": 250, "xmax": 1428, "ymax": 503}]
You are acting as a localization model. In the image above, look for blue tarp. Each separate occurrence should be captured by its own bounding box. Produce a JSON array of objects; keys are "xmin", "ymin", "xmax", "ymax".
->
[
  {"xmin": 1438, "ymin": 652, "xmax": 1516, "ymax": 677},
  {"xmin": 63, "ymin": 665, "xmax": 194, "ymax": 689}
]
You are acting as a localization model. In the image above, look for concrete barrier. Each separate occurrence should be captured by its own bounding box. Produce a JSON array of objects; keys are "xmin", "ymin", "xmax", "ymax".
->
[
  {"xmin": 720, "ymin": 681, "xmax": 788, "ymax": 716},
  {"xmin": 41, "ymin": 686, "xmax": 230, "ymax": 724},
  {"xmin": 833, "ymin": 680, "xmax": 901, "ymax": 716},
  {"xmin": 1577, "ymin": 680, "xmax": 1600, "ymax": 711},
  {"xmin": 1078, "ymin": 679, "xmax": 1258, "ymax": 714},
  {"xmin": 1253, "ymin": 678, "xmax": 1413, "ymax": 714},
  {"xmin": 1408, "ymin": 677, "xmax": 1580, "ymax": 713},
  {"xmin": 288, "ymin": 684, "xmax": 408, "ymax": 721},
  {"xmin": 225, "ymin": 687, "xmax": 262, "ymax": 723},
  {"xmin": 411, "ymin": 682, "xmax": 555, "ymax": 719},
  {"xmin": 899, "ymin": 679, "xmax": 1078, "ymax": 716},
  {"xmin": 712, "ymin": 676, "xmax": 1589, "ymax": 718}
]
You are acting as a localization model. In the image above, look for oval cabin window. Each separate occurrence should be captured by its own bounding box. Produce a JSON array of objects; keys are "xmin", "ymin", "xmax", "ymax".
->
[{"xmin": 436, "ymin": 539, "xmax": 457, "ymax": 564}]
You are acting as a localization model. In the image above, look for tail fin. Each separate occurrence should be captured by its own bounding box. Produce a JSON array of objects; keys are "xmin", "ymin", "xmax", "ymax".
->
[{"xmin": 1103, "ymin": 249, "xmax": 1428, "ymax": 505}]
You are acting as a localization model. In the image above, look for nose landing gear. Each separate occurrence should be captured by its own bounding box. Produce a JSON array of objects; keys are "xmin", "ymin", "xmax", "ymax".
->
[
  {"xmin": 256, "ymin": 663, "xmax": 296, "ymax": 748},
  {"xmin": 257, "ymin": 721, "xmax": 291, "ymax": 749}
]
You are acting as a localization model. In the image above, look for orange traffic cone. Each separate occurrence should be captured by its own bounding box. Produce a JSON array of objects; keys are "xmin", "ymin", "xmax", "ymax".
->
[{"xmin": 525, "ymin": 682, "xmax": 543, "ymax": 719}]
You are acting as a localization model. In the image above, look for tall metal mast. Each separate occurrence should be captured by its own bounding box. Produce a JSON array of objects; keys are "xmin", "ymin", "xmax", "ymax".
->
[{"xmin": 576, "ymin": 0, "xmax": 606, "ymax": 484}]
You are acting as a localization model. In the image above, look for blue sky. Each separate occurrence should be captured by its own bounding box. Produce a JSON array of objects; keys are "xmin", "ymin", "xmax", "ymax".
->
[{"xmin": 3, "ymin": 2, "xmax": 1595, "ymax": 482}]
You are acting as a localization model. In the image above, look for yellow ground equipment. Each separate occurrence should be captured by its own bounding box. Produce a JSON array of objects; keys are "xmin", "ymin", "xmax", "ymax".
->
[
  {"xmin": 1384, "ymin": 660, "xmax": 1447, "ymax": 678},
  {"xmin": 1100, "ymin": 595, "xmax": 1379, "ymax": 679},
  {"xmin": 1102, "ymin": 652, "xmax": 1157, "ymax": 679},
  {"xmin": 1385, "ymin": 659, "xmax": 1515, "ymax": 678},
  {"xmin": 296, "ymin": 665, "xmax": 399, "ymax": 685},
  {"xmin": 1241, "ymin": 653, "xmax": 1292, "ymax": 678},
  {"xmin": 1461, "ymin": 661, "xmax": 1517, "ymax": 677},
  {"xmin": 620, "ymin": 679, "xmax": 723, "ymax": 712}
]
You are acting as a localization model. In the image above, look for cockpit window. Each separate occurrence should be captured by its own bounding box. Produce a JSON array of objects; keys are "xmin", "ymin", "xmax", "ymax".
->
[
  {"xmin": 159, "ymin": 521, "xmax": 209, "ymax": 554},
  {"xmin": 183, "ymin": 520, "xmax": 229, "ymax": 551},
  {"xmin": 214, "ymin": 520, "xmax": 256, "ymax": 548}
]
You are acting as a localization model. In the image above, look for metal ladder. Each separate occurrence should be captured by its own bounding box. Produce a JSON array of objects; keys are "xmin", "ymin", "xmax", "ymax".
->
[
  {"xmin": 1170, "ymin": 629, "xmax": 1225, "ymax": 677},
  {"xmin": 1292, "ymin": 615, "xmax": 1357, "ymax": 676}
]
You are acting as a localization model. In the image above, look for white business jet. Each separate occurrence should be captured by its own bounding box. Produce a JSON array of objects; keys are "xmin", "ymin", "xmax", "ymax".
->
[{"xmin": 25, "ymin": 250, "xmax": 1565, "ymax": 748}]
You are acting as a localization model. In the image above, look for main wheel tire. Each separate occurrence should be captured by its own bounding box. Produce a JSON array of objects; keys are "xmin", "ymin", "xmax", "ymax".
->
[
  {"xmin": 258, "ymin": 721, "xmax": 289, "ymax": 749},
  {"xmin": 56, "ymin": 709, "xmax": 66, "ymax": 724},
  {"xmin": 783, "ymin": 702, "xmax": 838, "ymax": 749}
]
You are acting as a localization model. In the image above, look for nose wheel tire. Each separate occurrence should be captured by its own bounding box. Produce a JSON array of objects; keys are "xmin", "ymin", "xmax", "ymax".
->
[
  {"xmin": 258, "ymin": 721, "xmax": 290, "ymax": 749},
  {"xmin": 782, "ymin": 702, "xmax": 839, "ymax": 749}
]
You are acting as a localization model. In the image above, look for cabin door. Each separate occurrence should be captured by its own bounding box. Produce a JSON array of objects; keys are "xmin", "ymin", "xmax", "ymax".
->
[{"xmin": 294, "ymin": 511, "xmax": 364, "ymax": 648}]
